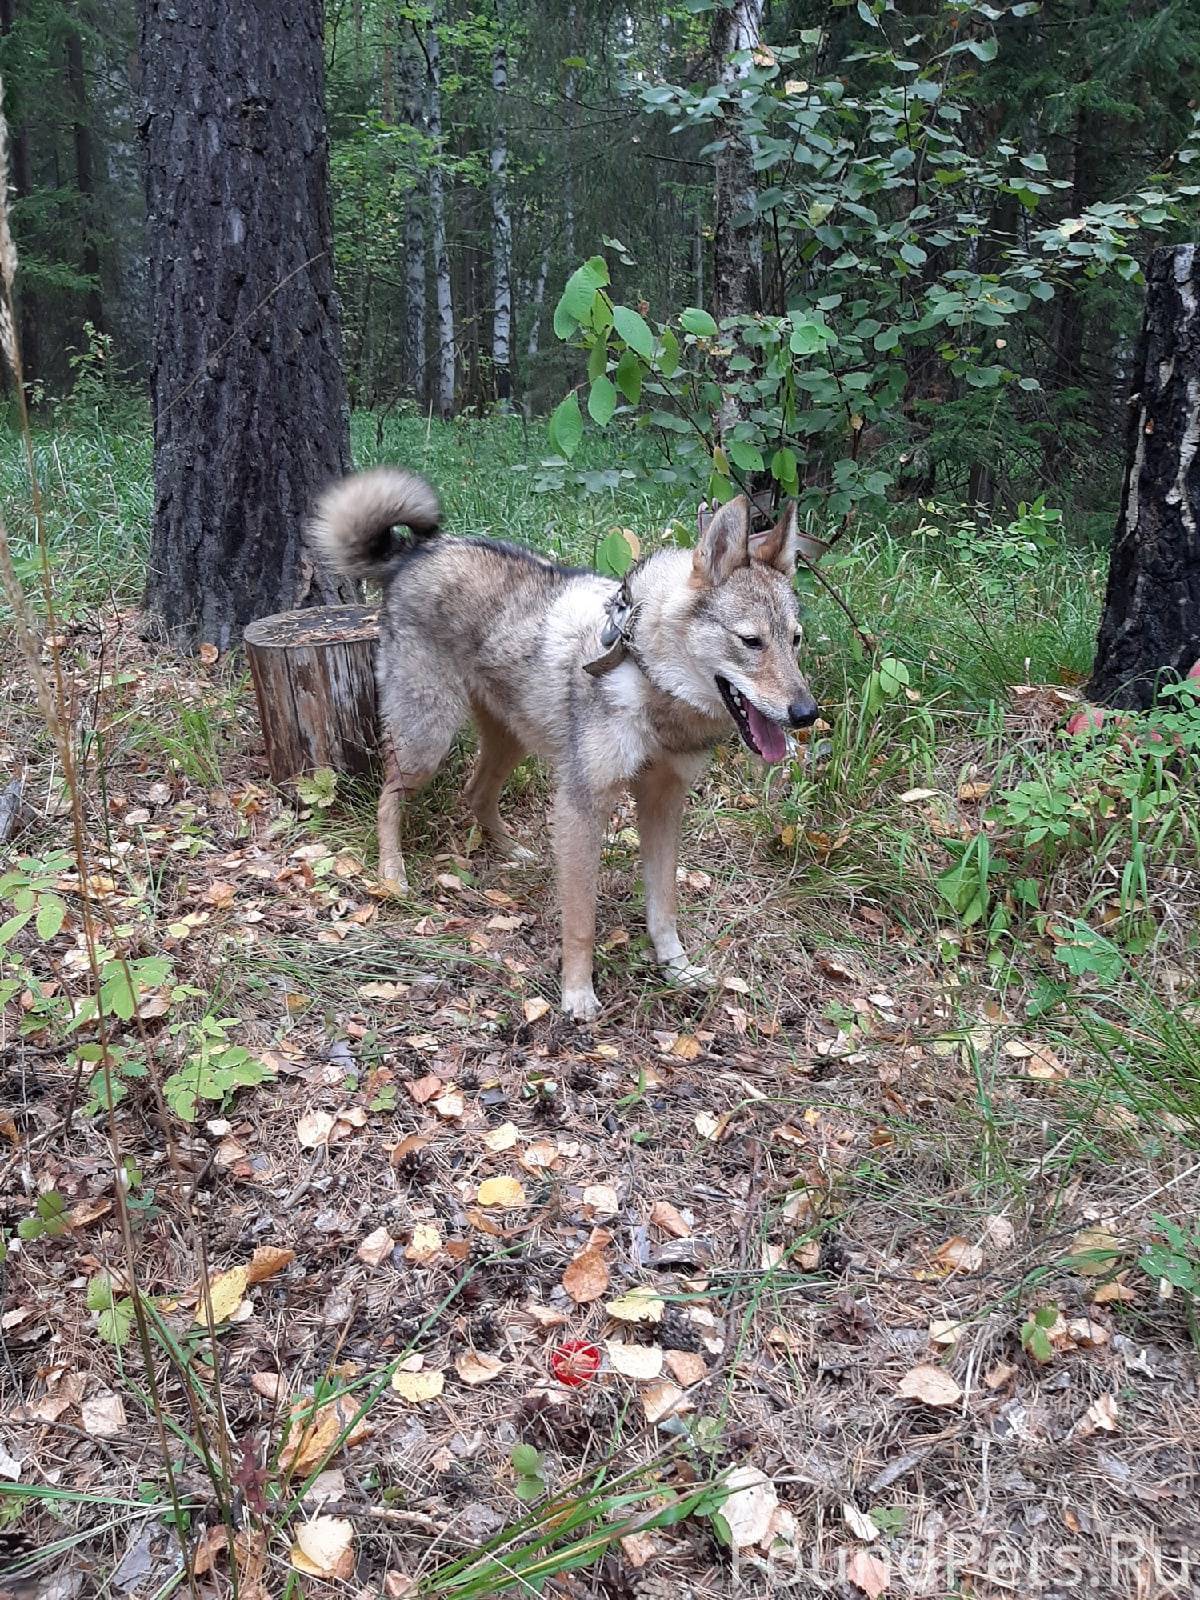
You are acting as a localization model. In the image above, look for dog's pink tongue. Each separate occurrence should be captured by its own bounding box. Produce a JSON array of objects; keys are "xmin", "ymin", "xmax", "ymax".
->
[{"xmin": 747, "ymin": 703, "xmax": 788, "ymax": 763}]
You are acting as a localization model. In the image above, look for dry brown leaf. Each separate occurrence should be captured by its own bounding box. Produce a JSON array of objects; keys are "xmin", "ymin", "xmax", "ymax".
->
[
  {"xmin": 1085, "ymin": 1393, "xmax": 1119, "ymax": 1432},
  {"xmin": 391, "ymin": 1134, "xmax": 428, "ymax": 1166},
  {"xmin": 929, "ymin": 1319, "xmax": 964, "ymax": 1348},
  {"xmin": 957, "ymin": 779, "xmax": 991, "ymax": 802},
  {"xmin": 1093, "ymin": 1278, "xmax": 1137, "ymax": 1305},
  {"xmin": 195, "ymin": 1264, "xmax": 249, "ymax": 1327},
  {"xmin": 607, "ymin": 1287, "xmax": 664, "ymax": 1324},
  {"xmin": 1070, "ymin": 1226, "xmax": 1124, "ymax": 1276},
  {"xmin": 1024, "ymin": 1043, "xmax": 1068, "ymax": 1081},
  {"xmin": 357, "ymin": 1226, "xmax": 395, "ymax": 1267},
  {"xmin": 247, "ymin": 1245, "xmax": 295, "ymax": 1285},
  {"xmin": 582, "ymin": 1183, "xmax": 620, "ymax": 1216},
  {"xmin": 483, "ymin": 1122, "xmax": 520, "ymax": 1152},
  {"xmin": 671, "ymin": 1034, "xmax": 702, "ymax": 1060},
  {"xmin": 658, "ymin": 1352, "xmax": 705, "ymax": 1393},
  {"xmin": 191, "ymin": 1525, "xmax": 229, "ymax": 1579},
  {"xmin": 523, "ymin": 996, "xmax": 551, "ymax": 1023},
  {"xmin": 606, "ymin": 1341, "xmax": 664, "ymax": 1380},
  {"xmin": 896, "ymin": 1363, "xmax": 961, "ymax": 1407},
  {"xmin": 456, "ymin": 1351, "xmax": 504, "ymax": 1385},
  {"xmin": 296, "ymin": 1110, "xmax": 335, "ymax": 1149},
  {"xmin": 932, "ymin": 1235, "xmax": 983, "ymax": 1274},
  {"xmin": 81, "ymin": 1391, "xmax": 126, "ymax": 1439},
  {"xmin": 477, "ymin": 1176, "xmax": 527, "ymax": 1209},
  {"xmin": 563, "ymin": 1247, "xmax": 610, "ymax": 1304},
  {"xmin": 843, "ymin": 1502, "xmax": 880, "ymax": 1542},
  {"xmin": 847, "ymin": 1549, "xmax": 890, "ymax": 1599},
  {"xmin": 251, "ymin": 1371, "xmax": 284, "ymax": 1401},
  {"xmin": 649, "ymin": 1200, "xmax": 690, "ymax": 1238},
  {"xmin": 984, "ymin": 1361, "xmax": 1017, "ymax": 1390},
  {"xmin": 198, "ymin": 642, "xmax": 220, "ymax": 665},
  {"xmin": 392, "ymin": 1369, "xmax": 445, "ymax": 1404},
  {"xmin": 290, "ymin": 1516, "xmax": 354, "ymax": 1579},
  {"xmin": 719, "ymin": 1466, "xmax": 778, "ymax": 1549},
  {"xmin": 279, "ymin": 1397, "xmax": 372, "ymax": 1474},
  {"xmin": 619, "ymin": 1532, "xmax": 660, "ymax": 1569},
  {"xmin": 519, "ymin": 1138, "xmax": 559, "ymax": 1170},
  {"xmin": 434, "ymin": 1089, "xmax": 465, "ymax": 1119},
  {"xmin": 405, "ymin": 1074, "xmax": 443, "ymax": 1104},
  {"xmin": 641, "ymin": 1380, "xmax": 691, "ymax": 1424}
]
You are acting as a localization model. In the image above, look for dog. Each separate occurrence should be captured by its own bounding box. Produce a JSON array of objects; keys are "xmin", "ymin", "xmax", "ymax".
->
[{"xmin": 307, "ymin": 469, "xmax": 818, "ymax": 1019}]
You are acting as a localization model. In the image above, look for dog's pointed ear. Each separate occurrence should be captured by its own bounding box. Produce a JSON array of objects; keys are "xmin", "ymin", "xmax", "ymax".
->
[
  {"xmin": 692, "ymin": 495, "xmax": 751, "ymax": 586},
  {"xmin": 748, "ymin": 501, "xmax": 802, "ymax": 575}
]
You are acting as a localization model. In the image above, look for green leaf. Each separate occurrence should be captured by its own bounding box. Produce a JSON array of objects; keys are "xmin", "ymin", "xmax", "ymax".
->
[
  {"xmin": 789, "ymin": 317, "xmax": 832, "ymax": 356},
  {"xmin": 35, "ymin": 895, "xmax": 66, "ymax": 941},
  {"xmin": 586, "ymin": 339, "xmax": 608, "ymax": 383},
  {"xmin": 0, "ymin": 909, "xmax": 32, "ymax": 947},
  {"xmin": 968, "ymin": 35, "xmax": 998, "ymax": 61},
  {"xmin": 510, "ymin": 1444, "xmax": 542, "ymax": 1475},
  {"xmin": 98, "ymin": 1299, "xmax": 135, "ymax": 1348},
  {"xmin": 87, "ymin": 1273, "xmax": 117, "ymax": 1311},
  {"xmin": 596, "ymin": 528, "xmax": 635, "ymax": 578},
  {"xmin": 553, "ymin": 256, "xmax": 609, "ymax": 340},
  {"xmin": 611, "ymin": 304, "xmax": 655, "ymax": 360},
  {"xmin": 295, "ymin": 768, "xmax": 338, "ymax": 810},
  {"xmin": 588, "ymin": 374, "xmax": 617, "ymax": 427},
  {"xmin": 770, "ymin": 447, "xmax": 798, "ymax": 489},
  {"xmin": 679, "ymin": 307, "xmax": 718, "ymax": 338},
  {"xmin": 728, "ymin": 439, "xmax": 764, "ymax": 473},
  {"xmin": 899, "ymin": 242, "xmax": 927, "ymax": 268},
  {"xmin": 659, "ymin": 327, "xmax": 680, "ymax": 377},
  {"xmin": 615, "ymin": 349, "xmax": 643, "ymax": 405},
  {"xmin": 548, "ymin": 392, "xmax": 584, "ymax": 459},
  {"xmin": 873, "ymin": 326, "xmax": 901, "ymax": 352}
]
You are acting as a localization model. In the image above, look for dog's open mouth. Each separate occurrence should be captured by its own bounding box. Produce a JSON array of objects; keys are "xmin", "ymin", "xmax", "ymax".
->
[{"xmin": 715, "ymin": 676, "xmax": 789, "ymax": 763}]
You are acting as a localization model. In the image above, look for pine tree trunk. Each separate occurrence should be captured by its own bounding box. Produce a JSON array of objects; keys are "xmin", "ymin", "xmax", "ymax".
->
[
  {"xmin": 426, "ymin": 14, "xmax": 455, "ymax": 419},
  {"xmin": 140, "ymin": 0, "xmax": 356, "ymax": 652},
  {"xmin": 491, "ymin": 37, "xmax": 513, "ymax": 406},
  {"xmin": 1088, "ymin": 244, "xmax": 1200, "ymax": 709},
  {"xmin": 0, "ymin": 0, "xmax": 39, "ymax": 385},
  {"xmin": 65, "ymin": 29, "xmax": 105, "ymax": 336}
]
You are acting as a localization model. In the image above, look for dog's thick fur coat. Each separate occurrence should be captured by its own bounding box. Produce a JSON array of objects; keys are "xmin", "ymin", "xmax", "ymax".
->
[{"xmin": 308, "ymin": 468, "xmax": 817, "ymax": 1018}]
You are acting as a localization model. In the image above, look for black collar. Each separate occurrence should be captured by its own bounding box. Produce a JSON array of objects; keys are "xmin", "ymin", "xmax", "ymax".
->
[{"xmin": 582, "ymin": 578, "xmax": 644, "ymax": 679}]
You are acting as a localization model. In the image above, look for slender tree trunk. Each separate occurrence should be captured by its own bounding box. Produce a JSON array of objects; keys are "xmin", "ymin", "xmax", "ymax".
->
[
  {"xmin": 426, "ymin": 14, "xmax": 455, "ymax": 419},
  {"xmin": 491, "ymin": 36, "xmax": 512, "ymax": 406},
  {"xmin": 710, "ymin": 0, "xmax": 763, "ymax": 438},
  {"xmin": 563, "ymin": 9, "xmax": 577, "ymax": 262},
  {"xmin": 0, "ymin": 0, "xmax": 39, "ymax": 383},
  {"xmin": 1089, "ymin": 245, "xmax": 1200, "ymax": 708},
  {"xmin": 65, "ymin": 28, "xmax": 105, "ymax": 335},
  {"xmin": 399, "ymin": 41, "xmax": 427, "ymax": 407},
  {"xmin": 140, "ymin": 0, "xmax": 355, "ymax": 651}
]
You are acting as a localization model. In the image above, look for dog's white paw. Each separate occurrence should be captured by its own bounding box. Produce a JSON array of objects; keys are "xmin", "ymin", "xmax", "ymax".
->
[
  {"xmin": 561, "ymin": 985, "xmax": 601, "ymax": 1022},
  {"xmin": 660, "ymin": 955, "xmax": 715, "ymax": 991}
]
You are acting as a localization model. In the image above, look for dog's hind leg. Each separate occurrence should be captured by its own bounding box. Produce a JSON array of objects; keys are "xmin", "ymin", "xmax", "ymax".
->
[
  {"xmin": 376, "ymin": 670, "xmax": 466, "ymax": 894},
  {"xmin": 632, "ymin": 758, "xmax": 712, "ymax": 989},
  {"xmin": 463, "ymin": 708, "xmax": 534, "ymax": 862}
]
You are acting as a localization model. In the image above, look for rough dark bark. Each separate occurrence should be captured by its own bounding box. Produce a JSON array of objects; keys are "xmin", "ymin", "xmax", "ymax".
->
[
  {"xmin": 140, "ymin": 0, "xmax": 355, "ymax": 652},
  {"xmin": 244, "ymin": 604, "xmax": 379, "ymax": 782},
  {"xmin": 65, "ymin": 29, "xmax": 105, "ymax": 336},
  {"xmin": 1088, "ymin": 244, "xmax": 1200, "ymax": 709},
  {"xmin": 710, "ymin": 0, "xmax": 763, "ymax": 444},
  {"xmin": 0, "ymin": 0, "xmax": 39, "ymax": 384}
]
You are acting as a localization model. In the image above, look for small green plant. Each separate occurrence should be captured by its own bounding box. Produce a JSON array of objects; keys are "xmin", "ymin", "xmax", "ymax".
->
[
  {"xmin": 17, "ymin": 1191, "xmax": 70, "ymax": 1242},
  {"xmin": 1020, "ymin": 1302, "xmax": 1059, "ymax": 1363},
  {"xmin": 510, "ymin": 1443, "xmax": 548, "ymax": 1503},
  {"xmin": 297, "ymin": 766, "xmax": 340, "ymax": 810},
  {"xmin": 863, "ymin": 655, "xmax": 910, "ymax": 717},
  {"xmin": 162, "ymin": 1014, "xmax": 273, "ymax": 1122},
  {"xmin": 76, "ymin": 1041, "xmax": 150, "ymax": 1117},
  {"xmin": 1139, "ymin": 1215, "xmax": 1200, "ymax": 1300},
  {"xmin": 87, "ymin": 1273, "xmax": 136, "ymax": 1349}
]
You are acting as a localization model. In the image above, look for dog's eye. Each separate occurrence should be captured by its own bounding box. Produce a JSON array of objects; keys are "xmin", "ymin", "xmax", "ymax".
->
[{"xmin": 739, "ymin": 635, "xmax": 764, "ymax": 649}]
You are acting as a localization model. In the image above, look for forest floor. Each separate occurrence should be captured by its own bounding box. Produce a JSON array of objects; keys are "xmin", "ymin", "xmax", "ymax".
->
[{"xmin": 2, "ymin": 414, "xmax": 1199, "ymax": 1600}]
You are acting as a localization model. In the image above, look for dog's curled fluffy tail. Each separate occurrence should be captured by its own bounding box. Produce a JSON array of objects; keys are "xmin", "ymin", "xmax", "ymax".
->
[{"xmin": 307, "ymin": 467, "xmax": 441, "ymax": 580}]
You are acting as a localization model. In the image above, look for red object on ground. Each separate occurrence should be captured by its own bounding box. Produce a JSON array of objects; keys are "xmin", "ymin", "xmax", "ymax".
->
[{"xmin": 550, "ymin": 1339, "xmax": 601, "ymax": 1388}]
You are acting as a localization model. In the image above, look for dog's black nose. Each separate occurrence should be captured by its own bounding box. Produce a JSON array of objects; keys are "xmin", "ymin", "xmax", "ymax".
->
[{"xmin": 788, "ymin": 695, "xmax": 819, "ymax": 729}]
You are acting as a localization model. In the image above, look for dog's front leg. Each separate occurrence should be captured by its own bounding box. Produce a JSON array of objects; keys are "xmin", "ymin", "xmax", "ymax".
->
[
  {"xmin": 633, "ymin": 760, "xmax": 712, "ymax": 989},
  {"xmin": 552, "ymin": 785, "xmax": 607, "ymax": 1021}
]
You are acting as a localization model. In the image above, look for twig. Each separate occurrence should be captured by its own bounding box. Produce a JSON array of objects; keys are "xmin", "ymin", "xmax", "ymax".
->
[{"xmin": 23, "ymin": 1415, "xmax": 129, "ymax": 1474}]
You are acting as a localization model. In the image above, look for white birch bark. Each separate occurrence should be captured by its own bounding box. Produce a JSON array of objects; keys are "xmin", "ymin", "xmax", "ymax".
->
[
  {"xmin": 426, "ymin": 14, "xmax": 455, "ymax": 418},
  {"xmin": 491, "ymin": 36, "xmax": 513, "ymax": 405}
]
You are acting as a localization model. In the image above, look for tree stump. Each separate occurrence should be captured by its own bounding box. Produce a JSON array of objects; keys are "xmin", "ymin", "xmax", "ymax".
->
[
  {"xmin": 1089, "ymin": 244, "xmax": 1200, "ymax": 708},
  {"xmin": 244, "ymin": 604, "xmax": 380, "ymax": 783}
]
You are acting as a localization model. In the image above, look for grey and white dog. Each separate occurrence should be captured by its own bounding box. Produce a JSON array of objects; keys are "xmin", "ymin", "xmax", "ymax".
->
[{"xmin": 307, "ymin": 468, "xmax": 818, "ymax": 1019}]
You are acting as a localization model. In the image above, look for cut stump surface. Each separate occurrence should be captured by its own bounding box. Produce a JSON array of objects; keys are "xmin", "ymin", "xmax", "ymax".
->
[{"xmin": 244, "ymin": 604, "xmax": 380, "ymax": 783}]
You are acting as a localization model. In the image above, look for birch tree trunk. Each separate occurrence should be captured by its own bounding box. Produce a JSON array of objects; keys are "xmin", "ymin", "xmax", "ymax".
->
[
  {"xmin": 400, "ymin": 41, "xmax": 428, "ymax": 407},
  {"xmin": 1089, "ymin": 245, "xmax": 1200, "ymax": 708},
  {"xmin": 140, "ymin": 0, "xmax": 355, "ymax": 650},
  {"xmin": 710, "ymin": 0, "xmax": 763, "ymax": 439},
  {"xmin": 65, "ymin": 28, "xmax": 105, "ymax": 335},
  {"xmin": 426, "ymin": 14, "xmax": 455, "ymax": 419},
  {"xmin": 491, "ymin": 35, "xmax": 513, "ymax": 406},
  {"xmin": 711, "ymin": 0, "xmax": 762, "ymax": 327}
]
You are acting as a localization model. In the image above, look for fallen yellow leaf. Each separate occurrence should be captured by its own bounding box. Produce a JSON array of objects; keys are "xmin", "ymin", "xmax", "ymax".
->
[
  {"xmin": 477, "ymin": 1176, "xmax": 527, "ymax": 1209},
  {"xmin": 195, "ymin": 1265, "xmax": 249, "ymax": 1327}
]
